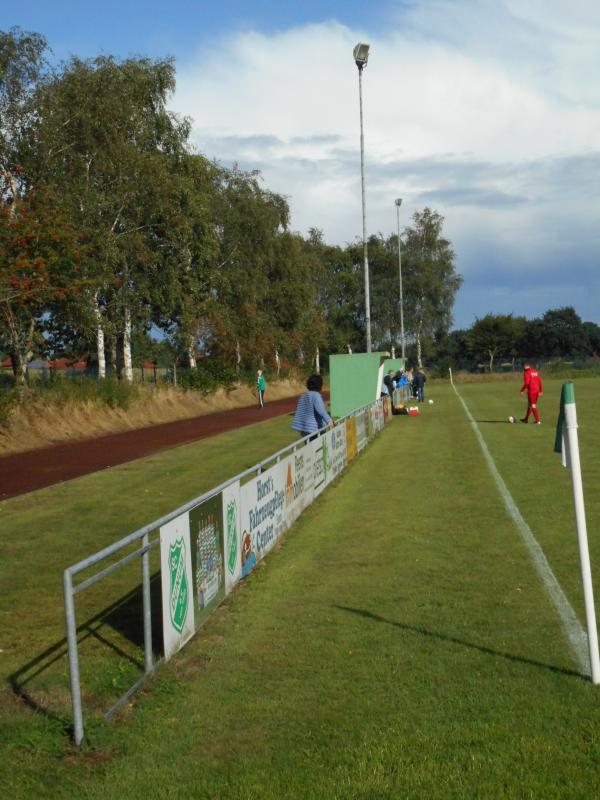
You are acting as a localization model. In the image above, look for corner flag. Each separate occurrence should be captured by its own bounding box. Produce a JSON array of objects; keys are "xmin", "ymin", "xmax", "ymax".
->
[
  {"xmin": 553, "ymin": 382, "xmax": 575, "ymax": 468},
  {"xmin": 554, "ymin": 381, "xmax": 600, "ymax": 684}
]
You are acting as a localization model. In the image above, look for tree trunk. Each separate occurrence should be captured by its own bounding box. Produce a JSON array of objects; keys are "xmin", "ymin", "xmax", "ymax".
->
[
  {"xmin": 187, "ymin": 334, "xmax": 197, "ymax": 369},
  {"xmin": 122, "ymin": 305, "xmax": 133, "ymax": 383},
  {"xmin": 416, "ymin": 319, "xmax": 423, "ymax": 368},
  {"xmin": 488, "ymin": 351, "xmax": 494, "ymax": 373},
  {"xmin": 94, "ymin": 293, "xmax": 106, "ymax": 379},
  {"xmin": 10, "ymin": 351, "xmax": 28, "ymax": 387},
  {"xmin": 275, "ymin": 350, "xmax": 281, "ymax": 379},
  {"xmin": 391, "ymin": 345, "xmax": 396, "ymax": 359},
  {"xmin": 6, "ymin": 316, "xmax": 35, "ymax": 388},
  {"xmin": 315, "ymin": 346, "xmax": 320, "ymax": 375},
  {"xmin": 235, "ymin": 339, "xmax": 241, "ymax": 374}
]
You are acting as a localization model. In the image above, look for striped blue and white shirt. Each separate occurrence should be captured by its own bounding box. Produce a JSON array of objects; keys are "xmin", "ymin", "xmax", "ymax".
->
[{"xmin": 291, "ymin": 391, "xmax": 331, "ymax": 435}]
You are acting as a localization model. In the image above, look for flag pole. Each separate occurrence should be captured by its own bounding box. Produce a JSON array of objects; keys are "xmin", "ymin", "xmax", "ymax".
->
[{"xmin": 560, "ymin": 382, "xmax": 600, "ymax": 683}]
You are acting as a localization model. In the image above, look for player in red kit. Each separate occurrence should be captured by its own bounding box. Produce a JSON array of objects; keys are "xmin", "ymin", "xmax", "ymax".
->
[{"xmin": 520, "ymin": 362, "xmax": 543, "ymax": 424}]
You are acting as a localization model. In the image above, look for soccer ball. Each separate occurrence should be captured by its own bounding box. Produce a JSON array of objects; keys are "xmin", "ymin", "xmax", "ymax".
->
[
  {"xmin": 428, "ymin": 399, "xmax": 434, "ymax": 404},
  {"xmin": 508, "ymin": 415, "xmax": 516, "ymax": 423}
]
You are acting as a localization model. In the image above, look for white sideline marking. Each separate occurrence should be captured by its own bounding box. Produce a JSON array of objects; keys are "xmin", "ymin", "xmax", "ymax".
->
[{"xmin": 452, "ymin": 384, "xmax": 589, "ymax": 675}]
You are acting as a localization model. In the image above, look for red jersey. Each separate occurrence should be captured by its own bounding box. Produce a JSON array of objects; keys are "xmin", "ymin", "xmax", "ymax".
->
[{"xmin": 521, "ymin": 367, "xmax": 542, "ymax": 395}]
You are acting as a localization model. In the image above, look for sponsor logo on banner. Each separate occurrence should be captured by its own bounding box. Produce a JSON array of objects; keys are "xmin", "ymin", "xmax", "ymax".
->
[
  {"xmin": 313, "ymin": 436, "xmax": 327, "ymax": 497},
  {"xmin": 222, "ymin": 481, "xmax": 241, "ymax": 592},
  {"xmin": 168, "ymin": 538, "xmax": 189, "ymax": 633},
  {"xmin": 226, "ymin": 498, "xmax": 238, "ymax": 576},
  {"xmin": 195, "ymin": 512, "xmax": 222, "ymax": 609},
  {"xmin": 160, "ymin": 513, "xmax": 195, "ymax": 660},
  {"xmin": 189, "ymin": 495, "xmax": 226, "ymax": 628},
  {"xmin": 345, "ymin": 417, "xmax": 357, "ymax": 462}
]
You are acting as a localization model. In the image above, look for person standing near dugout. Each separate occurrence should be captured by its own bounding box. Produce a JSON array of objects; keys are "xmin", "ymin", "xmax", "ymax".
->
[{"xmin": 520, "ymin": 362, "xmax": 543, "ymax": 424}]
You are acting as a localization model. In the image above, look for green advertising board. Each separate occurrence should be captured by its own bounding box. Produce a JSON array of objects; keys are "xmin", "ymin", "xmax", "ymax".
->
[{"xmin": 329, "ymin": 352, "xmax": 388, "ymax": 419}]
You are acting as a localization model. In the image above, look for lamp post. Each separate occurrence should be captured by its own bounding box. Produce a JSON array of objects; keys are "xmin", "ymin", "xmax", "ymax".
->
[
  {"xmin": 353, "ymin": 42, "xmax": 371, "ymax": 352},
  {"xmin": 395, "ymin": 198, "xmax": 406, "ymax": 359}
]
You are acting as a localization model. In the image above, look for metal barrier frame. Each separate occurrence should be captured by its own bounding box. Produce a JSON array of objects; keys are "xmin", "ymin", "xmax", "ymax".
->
[{"xmin": 63, "ymin": 398, "xmax": 390, "ymax": 745}]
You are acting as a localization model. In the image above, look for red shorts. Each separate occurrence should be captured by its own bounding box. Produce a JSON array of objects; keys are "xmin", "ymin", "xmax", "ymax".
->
[{"xmin": 528, "ymin": 393, "xmax": 539, "ymax": 406}]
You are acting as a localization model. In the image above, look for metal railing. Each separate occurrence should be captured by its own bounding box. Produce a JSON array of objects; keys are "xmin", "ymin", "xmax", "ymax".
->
[{"xmin": 63, "ymin": 397, "xmax": 390, "ymax": 745}]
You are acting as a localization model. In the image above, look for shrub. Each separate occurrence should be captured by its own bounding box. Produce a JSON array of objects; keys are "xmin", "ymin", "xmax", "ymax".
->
[
  {"xmin": 28, "ymin": 374, "xmax": 139, "ymax": 410},
  {"xmin": 0, "ymin": 386, "xmax": 19, "ymax": 427}
]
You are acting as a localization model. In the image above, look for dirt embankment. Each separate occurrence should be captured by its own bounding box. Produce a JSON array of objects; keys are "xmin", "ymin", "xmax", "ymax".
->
[{"xmin": 0, "ymin": 379, "xmax": 304, "ymax": 456}]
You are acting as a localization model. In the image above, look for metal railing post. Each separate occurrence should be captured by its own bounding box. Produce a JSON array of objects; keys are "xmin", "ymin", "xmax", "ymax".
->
[
  {"xmin": 141, "ymin": 533, "xmax": 153, "ymax": 674},
  {"xmin": 63, "ymin": 569, "xmax": 84, "ymax": 745}
]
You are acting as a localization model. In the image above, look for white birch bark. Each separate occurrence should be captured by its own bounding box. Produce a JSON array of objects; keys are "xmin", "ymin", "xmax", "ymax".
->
[
  {"xmin": 187, "ymin": 334, "xmax": 197, "ymax": 369},
  {"xmin": 94, "ymin": 293, "xmax": 106, "ymax": 379},
  {"xmin": 315, "ymin": 346, "xmax": 320, "ymax": 375},
  {"xmin": 123, "ymin": 304, "xmax": 133, "ymax": 383}
]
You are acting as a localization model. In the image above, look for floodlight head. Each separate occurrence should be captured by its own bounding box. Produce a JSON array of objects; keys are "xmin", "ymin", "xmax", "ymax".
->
[
  {"xmin": 353, "ymin": 42, "xmax": 370, "ymax": 70},
  {"xmin": 395, "ymin": 198, "xmax": 403, "ymax": 207}
]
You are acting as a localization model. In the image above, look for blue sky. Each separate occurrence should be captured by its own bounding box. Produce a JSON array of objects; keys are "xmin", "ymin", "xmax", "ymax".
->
[{"xmin": 3, "ymin": 1, "xmax": 600, "ymax": 329}]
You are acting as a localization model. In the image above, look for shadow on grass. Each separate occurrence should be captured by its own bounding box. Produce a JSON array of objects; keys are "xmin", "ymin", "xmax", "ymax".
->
[
  {"xmin": 7, "ymin": 572, "xmax": 163, "ymax": 736},
  {"xmin": 333, "ymin": 605, "xmax": 586, "ymax": 681},
  {"xmin": 475, "ymin": 419, "xmax": 515, "ymax": 424}
]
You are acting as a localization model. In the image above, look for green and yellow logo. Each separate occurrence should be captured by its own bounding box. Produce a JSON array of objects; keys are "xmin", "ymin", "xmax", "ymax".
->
[
  {"xmin": 168, "ymin": 538, "xmax": 189, "ymax": 633},
  {"xmin": 226, "ymin": 499, "xmax": 238, "ymax": 576}
]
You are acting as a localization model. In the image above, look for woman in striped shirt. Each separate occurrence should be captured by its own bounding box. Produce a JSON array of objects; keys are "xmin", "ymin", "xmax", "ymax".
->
[{"xmin": 291, "ymin": 374, "xmax": 333, "ymax": 438}]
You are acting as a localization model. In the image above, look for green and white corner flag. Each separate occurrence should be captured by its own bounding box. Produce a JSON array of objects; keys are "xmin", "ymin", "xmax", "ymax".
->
[
  {"xmin": 554, "ymin": 381, "xmax": 575, "ymax": 468},
  {"xmin": 553, "ymin": 380, "xmax": 600, "ymax": 684}
]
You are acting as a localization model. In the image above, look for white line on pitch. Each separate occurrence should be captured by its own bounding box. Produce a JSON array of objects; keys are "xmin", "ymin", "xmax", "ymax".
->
[{"xmin": 452, "ymin": 383, "xmax": 589, "ymax": 675}]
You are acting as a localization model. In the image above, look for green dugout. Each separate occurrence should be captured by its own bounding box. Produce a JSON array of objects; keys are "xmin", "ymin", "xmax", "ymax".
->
[{"xmin": 329, "ymin": 353, "xmax": 393, "ymax": 418}]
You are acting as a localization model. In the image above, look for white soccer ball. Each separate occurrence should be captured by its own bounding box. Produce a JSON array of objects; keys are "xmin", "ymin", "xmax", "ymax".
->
[
  {"xmin": 508, "ymin": 415, "xmax": 516, "ymax": 424},
  {"xmin": 428, "ymin": 399, "xmax": 434, "ymax": 404}
]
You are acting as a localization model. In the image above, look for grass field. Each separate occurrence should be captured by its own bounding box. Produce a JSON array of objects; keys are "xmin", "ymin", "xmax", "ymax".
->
[{"xmin": 2, "ymin": 378, "xmax": 600, "ymax": 798}]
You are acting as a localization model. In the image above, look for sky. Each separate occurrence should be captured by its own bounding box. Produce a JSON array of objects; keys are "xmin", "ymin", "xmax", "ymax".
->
[{"xmin": 3, "ymin": 1, "xmax": 600, "ymax": 329}]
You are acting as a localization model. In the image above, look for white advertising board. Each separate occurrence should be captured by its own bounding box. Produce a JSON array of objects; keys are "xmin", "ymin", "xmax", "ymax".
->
[
  {"xmin": 239, "ymin": 462, "xmax": 286, "ymax": 577},
  {"xmin": 355, "ymin": 408, "xmax": 368, "ymax": 452},
  {"xmin": 160, "ymin": 512, "xmax": 195, "ymax": 660},
  {"xmin": 282, "ymin": 440, "xmax": 315, "ymax": 528},
  {"xmin": 326, "ymin": 423, "xmax": 347, "ymax": 482}
]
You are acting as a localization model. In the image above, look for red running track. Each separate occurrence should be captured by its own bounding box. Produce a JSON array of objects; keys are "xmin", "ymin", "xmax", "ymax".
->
[{"xmin": 0, "ymin": 394, "xmax": 305, "ymax": 501}]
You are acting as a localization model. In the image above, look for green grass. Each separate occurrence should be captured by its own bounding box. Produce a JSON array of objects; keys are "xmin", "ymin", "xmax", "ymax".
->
[{"xmin": 2, "ymin": 379, "xmax": 600, "ymax": 798}]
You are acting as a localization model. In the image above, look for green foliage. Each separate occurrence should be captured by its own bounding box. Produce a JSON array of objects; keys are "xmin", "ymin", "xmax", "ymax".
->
[
  {"xmin": 0, "ymin": 383, "xmax": 19, "ymax": 425},
  {"xmin": 469, "ymin": 313, "xmax": 526, "ymax": 371},
  {"xmin": 28, "ymin": 374, "xmax": 139, "ymax": 409},
  {"xmin": 176, "ymin": 361, "xmax": 238, "ymax": 393}
]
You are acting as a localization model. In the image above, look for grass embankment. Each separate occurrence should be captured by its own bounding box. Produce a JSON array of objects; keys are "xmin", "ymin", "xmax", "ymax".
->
[
  {"xmin": 0, "ymin": 377, "xmax": 303, "ymax": 455},
  {"xmin": 2, "ymin": 379, "xmax": 600, "ymax": 797}
]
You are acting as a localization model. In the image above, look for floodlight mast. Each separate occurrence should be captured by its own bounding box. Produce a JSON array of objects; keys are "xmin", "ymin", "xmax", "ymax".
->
[
  {"xmin": 395, "ymin": 198, "xmax": 405, "ymax": 359},
  {"xmin": 354, "ymin": 42, "xmax": 372, "ymax": 352}
]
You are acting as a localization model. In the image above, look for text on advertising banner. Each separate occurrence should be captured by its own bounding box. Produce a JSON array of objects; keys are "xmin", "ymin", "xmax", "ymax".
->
[
  {"xmin": 283, "ymin": 439, "xmax": 315, "ymax": 529},
  {"xmin": 240, "ymin": 462, "xmax": 286, "ymax": 577},
  {"xmin": 160, "ymin": 512, "xmax": 195, "ymax": 660}
]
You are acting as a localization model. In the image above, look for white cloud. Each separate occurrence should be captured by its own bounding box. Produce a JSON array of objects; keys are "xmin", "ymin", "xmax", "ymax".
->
[{"xmin": 171, "ymin": 4, "xmax": 600, "ymax": 326}]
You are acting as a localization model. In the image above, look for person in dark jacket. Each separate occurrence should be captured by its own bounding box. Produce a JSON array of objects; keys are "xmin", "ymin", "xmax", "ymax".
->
[
  {"xmin": 413, "ymin": 369, "xmax": 426, "ymax": 402},
  {"xmin": 383, "ymin": 370, "xmax": 395, "ymax": 401}
]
